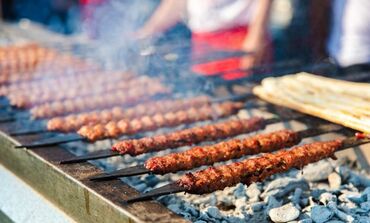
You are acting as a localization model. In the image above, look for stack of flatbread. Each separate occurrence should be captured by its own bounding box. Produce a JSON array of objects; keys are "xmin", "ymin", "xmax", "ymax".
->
[{"xmin": 253, "ymin": 72, "xmax": 370, "ymax": 133}]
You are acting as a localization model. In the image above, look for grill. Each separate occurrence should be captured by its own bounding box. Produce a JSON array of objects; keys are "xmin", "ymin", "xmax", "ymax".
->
[{"xmin": 1, "ymin": 21, "xmax": 370, "ymax": 223}]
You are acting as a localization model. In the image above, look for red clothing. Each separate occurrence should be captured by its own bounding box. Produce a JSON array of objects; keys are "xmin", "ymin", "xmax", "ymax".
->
[{"xmin": 191, "ymin": 26, "xmax": 249, "ymax": 80}]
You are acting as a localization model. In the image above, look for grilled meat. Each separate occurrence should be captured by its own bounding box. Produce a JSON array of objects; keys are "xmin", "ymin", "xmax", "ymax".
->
[
  {"xmin": 30, "ymin": 84, "xmax": 169, "ymax": 118},
  {"xmin": 113, "ymin": 117, "xmax": 265, "ymax": 156},
  {"xmin": 178, "ymin": 140, "xmax": 342, "ymax": 194},
  {"xmin": 47, "ymin": 96, "xmax": 210, "ymax": 132},
  {"xmin": 78, "ymin": 102, "xmax": 244, "ymax": 141},
  {"xmin": 9, "ymin": 76, "xmax": 159, "ymax": 108},
  {"xmin": 145, "ymin": 130, "xmax": 300, "ymax": 174},
  {"xmin": 0, "ymin": 71, "xmax": 132, "ymax": 97}
]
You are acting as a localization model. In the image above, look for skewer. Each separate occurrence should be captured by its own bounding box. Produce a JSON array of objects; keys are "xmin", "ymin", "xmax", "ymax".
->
[
  {"xmin": 7, "ymin": 93, "xmax": 254, "ymax": 136},
  {"xmin": 124, "ymin": 136, "xmax": 370, "ymax": 203},
  {"xmin": 59, "ymin": 115, "xmax": 291, "ymax": 164},
  {"xmin": 59, "ymin": 150, "xmax": 119, "ymax": 164},
  {"xmin": 0, "ymin": 111, "xmax": 30, "ymax": 123},
  {"xmin": 14, "ymin": 133, "xmax": 84, "ymax": 148},
  {"xmin": 9, "ymin": 125, "xmax": 46, "ymax": 136},
  {"xmin": 89, "ymin": 123, "xmax": 342, "ymax": 181},
  {"xmin": 0, "ymin": 114, "xmax": 16, "ymax": 123}
]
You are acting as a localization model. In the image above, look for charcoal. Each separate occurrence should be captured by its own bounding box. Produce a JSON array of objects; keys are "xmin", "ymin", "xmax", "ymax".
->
[
  {"xmin": 360, "ymin": 201, "xmax": 370, "ymax": 211},
  {"xmin": 310, "ymin": 205, "xmax": 334, "ymax": 223},
  {"xmin": 250, "ymin": 202, "xmax": 264, "ymax": 212},
  {"xmin": 311, "ymin": 189, "xmax": 327, "ymax": 200},
  {"xmin": 302, "ymin": 160, "xmax": 333, "ymax": 182},
  {"xmin": 194, "ymin": 220, "xmax": 207, "ymax": 223},
  {"xmin": 328, "ymin": 172, "xmax": 342, "ymax": 190},
  {"xmin": 233, "ymin": 184, "xmax": 246, "ymax": 199},
  {"xmin": 291, "ymin": 188, "xmax": 303, "ymax": 206},
  {"xmin": 246, "ymin": 183, "xmax": 261, "ymax": 202},
  {"xmin": 319, "ymin": 193, "xmax": 337, "ymax": 205},
  {"xmin": 205, "ymin": 206, "xmax": 222, "ymax": 219},
  {"xmin": 338, "ymin": 191, "xmax": 363, "ymax": 204},
  {"xmin": 338, "ymin": 167, "xmax": 370, "ymax": 187},
  {"xmin": 327, "ymin": 201, "xmax": 355, "ymax": 222},
  {"xmin": 361, "ymin": 187, "xmax": 370, "ymax": 201},
  {"xmin": 234, "ymin": 197, "xmax": 247, "ymax": 210},
  {"xmin": 357, "ymin": 216, "xmax": 370, "ymax": 223},
  {"xmin": 268, "ymin": 203, "xmax": 300, "ymax": 223},
  {"xmin": 265, "ymin": 196, "xmax": 283, "ymax": 215},
  {"xmin": 262, "ymin": 178, "xmax": 309, "ymax": 198},
  {"xmin": 298, "ymin": 219, "xmax": 312, "ymax": 223}
]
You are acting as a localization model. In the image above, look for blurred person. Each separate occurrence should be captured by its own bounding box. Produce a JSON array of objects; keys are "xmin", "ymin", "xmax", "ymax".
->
[
  {"xmin": 137, "ymin": 0, "xmax": 273, "ymax": 79},
  {"xmin": 0, "ymin": 0, "xmax": 79, "ymax": 34},
  {"xmin": 328, "ymin": 0, "xmax": 370, "ymax": 70}
]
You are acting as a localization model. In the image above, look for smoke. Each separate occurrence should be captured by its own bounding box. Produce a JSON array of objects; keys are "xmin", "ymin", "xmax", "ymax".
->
[{"xmin": 81, "ymin": 0, "xmax": 160, "ymax": 70}]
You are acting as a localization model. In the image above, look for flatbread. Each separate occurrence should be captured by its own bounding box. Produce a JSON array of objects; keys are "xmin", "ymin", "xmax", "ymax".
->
[{"xmin": 253, "ymin": 72, "xmax": 370, "ymax": 133}]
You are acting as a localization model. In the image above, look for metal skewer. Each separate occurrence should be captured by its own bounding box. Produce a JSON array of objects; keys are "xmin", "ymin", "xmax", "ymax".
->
[
  {"xmin": 0, "ymin": 115, "xmax": 16, "ymax": 123},
  {"xmin": 89, "ymin": 123, "xmax": 343, "ymax": 181},
  {"xmin": 14, "ymin": 133, "xmax": 84, "ymax": 148},
  {"xmin": 59, "ymin": 150, "xmax": 119, "ymax": 164},
  {"xmin": 9, "ymin": 126, "xmax": 46, "ymax": 136},
  {"xmin": 124, "ymin": 136, "xmax": 370, "ymax": 203},
  {"xmin": 124, "ymin": 183, "xmax": 185, "ymax": 204}
]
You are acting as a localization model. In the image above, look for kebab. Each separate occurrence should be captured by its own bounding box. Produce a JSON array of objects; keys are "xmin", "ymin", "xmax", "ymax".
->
[
  {"xmin": 0, "ymin": 50, "xmax": 70, "ymax": 77},
  {"xmin": 8, "ymin": 76, "xmax": 160, "ymax": 108},
  {"xmin": 30, "ymin": 84, "xmax": 169, "ymax": 118},
  {"xmin": 125, "ymin": 137, "xmax": 369, "ymax": 202},
  {"xmin": 0, "ymin": 53, "xmax": 99, "ymax": 84},
  {"xmin": 0, "ymin": 64, "xmax": 99, "ymax": 85},
  {"xmin": 60, "ymin": 116, "xmax": 269, "ymax": 164},
  {"xmin": 90, "ymin": 123, "xmax": 341, "ymax": 181},
  {"xmin": 77, "ymin": 101, "xmax": 244, "ymax": 141},
  {"xmin": 9, "ymin": 95, "xmax": 210, "ymax": 136},
  {"xmin": 0, "ymin": 70, "xmax": 133, "ymax": 97},
  {"xmin": 47, "ymin": 96, "xmax": 210, "ymax": 132}
]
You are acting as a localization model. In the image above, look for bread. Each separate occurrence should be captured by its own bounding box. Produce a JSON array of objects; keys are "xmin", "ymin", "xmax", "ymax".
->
[{"xmin": 253, "ymin": 72, "xmax": 370, "ymax": 133}]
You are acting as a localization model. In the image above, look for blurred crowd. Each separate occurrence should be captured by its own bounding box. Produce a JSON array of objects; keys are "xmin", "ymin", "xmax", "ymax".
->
[{"xmin": 1, "ymin": 0, "xmax": 369, "ymax": 70}]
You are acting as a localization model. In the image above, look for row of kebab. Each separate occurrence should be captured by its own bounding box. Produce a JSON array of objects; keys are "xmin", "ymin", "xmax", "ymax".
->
[{"xmin": 1, "ymin": 43, "xmax": 369, "ymax": 202}]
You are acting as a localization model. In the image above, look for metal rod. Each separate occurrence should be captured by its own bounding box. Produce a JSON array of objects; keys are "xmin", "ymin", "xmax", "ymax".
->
[
  {"xmin": 14, "ymin": 133, "xmax": 84, "ymax": 148},
  {"xmin": 9, "ymin": 126, "xmax": 46, "ymax": 136},
  {"xmin": 339, "ymin": 137, "xmax": 370, "ymax": 151},
  {"xmin": 297, "ymin": 123, "xmax": 343, "ymax": 139},
  {"xmin": 0, "ymin": 115, "xmax": 16, "ymax": 123},
  {"xmin": 124, "ymin": 182, "xmax": 185, "ymax": 204},
  {"xmin": 123, "ymin": 137, "xmax": 370, "ymax": 203},
  {"xmin": 90, "ymin": 165, "xmax": 150, "ymax": 181},
  {"xmin": 59, "ymin": 150, "xmax": 119, "ymax": 164}
]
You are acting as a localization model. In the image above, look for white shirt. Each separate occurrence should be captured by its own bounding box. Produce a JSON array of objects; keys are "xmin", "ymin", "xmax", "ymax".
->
[
  {"xmin": 187, "ymin": 0, "xmax": 257, "ymax": 33},
  {"xmin": 328, "ymin": 0, "xmax": 370, "ymax": 66}
]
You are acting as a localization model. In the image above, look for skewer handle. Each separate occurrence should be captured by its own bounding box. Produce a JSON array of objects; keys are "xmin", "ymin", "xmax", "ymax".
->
[
  {"xmin": 124, "ymin": 183, "xmax": 185, "ymax": 203},
  {"xmin": 14, "ymin": 133, "xmax": 84, "ymax": 148},
  {"xmin": 90, "ymin": 165, "xmax": 150, "ymax": 181},
  {"xmin": 60, "ymin": 149, "xmax": 119, "ymax": 164}
]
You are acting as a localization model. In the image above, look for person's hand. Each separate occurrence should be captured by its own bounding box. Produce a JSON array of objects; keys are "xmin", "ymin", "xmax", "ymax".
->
[
  {"xmin": 135, "ymin": 26, "xmax": 158, "ymax": 40},
  {"xmin": 240, "ymin": 29, "xmax": 272, "ymax": 70}
]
